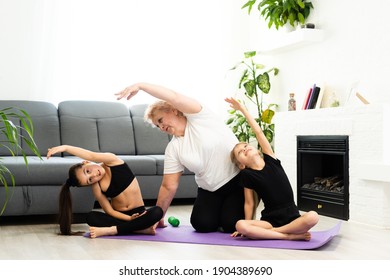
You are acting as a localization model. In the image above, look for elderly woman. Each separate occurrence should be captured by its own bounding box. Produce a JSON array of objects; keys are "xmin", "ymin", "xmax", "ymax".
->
[{"xmin": 115, "ymin": 83, "xmax": 244, "ymax": 233}]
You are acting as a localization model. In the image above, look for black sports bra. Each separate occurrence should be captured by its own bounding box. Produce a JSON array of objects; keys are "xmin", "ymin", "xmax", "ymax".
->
[{"xmin": 101, "ymin": 163, "xmax": 135, "ymax": 198}]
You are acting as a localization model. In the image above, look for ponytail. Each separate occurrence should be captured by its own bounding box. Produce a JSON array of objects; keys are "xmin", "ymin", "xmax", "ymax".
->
[
  {"xmin": 58, "ymin": 182, "xmax": 73, "ymax": 235},
  {"xmin": 58, "ymin": 163, "xmax": 82, "ymax": 235}
]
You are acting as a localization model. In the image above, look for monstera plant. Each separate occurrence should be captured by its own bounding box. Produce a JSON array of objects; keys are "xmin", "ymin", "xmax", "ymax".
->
[
  {"xmin": 0, "ymin": 107, "xmax": 41, "ymax": 215},
  {"xmin": 226, "ymin": 51, "xmax": 279, "ymax": 148}
]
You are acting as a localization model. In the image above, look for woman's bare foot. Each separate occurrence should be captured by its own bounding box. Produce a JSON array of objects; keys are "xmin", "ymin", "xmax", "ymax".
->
[{"xmin": 89, "ymin": 226, "xmax": 117, "ymax": 238}]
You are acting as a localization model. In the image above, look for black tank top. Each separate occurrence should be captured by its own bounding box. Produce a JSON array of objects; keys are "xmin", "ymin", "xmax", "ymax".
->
[{"xmin": 101, "ymin": 163, "xmax": 135, "ymax": 198}]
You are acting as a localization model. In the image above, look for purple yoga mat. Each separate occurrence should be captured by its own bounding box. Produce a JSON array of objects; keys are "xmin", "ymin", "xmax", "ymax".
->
[{"xmin": 85, "ymin": 222, "xmax": 341, "ymax": 250}]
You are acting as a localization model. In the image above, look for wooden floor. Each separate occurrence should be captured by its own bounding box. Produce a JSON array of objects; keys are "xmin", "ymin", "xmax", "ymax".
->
[
  {"xmin": 1, "ymin": 204, "xmax": 390, "ymax": 260},
  {"xmin": 1, "ymin": 203, "xmax": 389, "ymax": 279}
]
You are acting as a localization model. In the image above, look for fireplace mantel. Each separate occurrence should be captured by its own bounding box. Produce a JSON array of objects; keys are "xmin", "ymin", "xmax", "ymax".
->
[{"xmin": 274, "ymin": 104, "xmax": 390, "ymax": 228}]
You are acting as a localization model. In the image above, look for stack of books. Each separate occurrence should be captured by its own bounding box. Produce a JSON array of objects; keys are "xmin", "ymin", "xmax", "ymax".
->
[{"xmin": 302, "ymin": 83, "xmax": 324, "ymax": 110}]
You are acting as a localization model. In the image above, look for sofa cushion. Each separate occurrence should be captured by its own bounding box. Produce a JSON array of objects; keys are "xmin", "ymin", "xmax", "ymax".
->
[
  {"xmin": 0, "ymin": 185, "xmax": 95, "ymax": 215},
  {"xmin": 58, "ymin": 101, "xmax": 136, "ymax": 155},
  {"xmin": 119, "ymin": 155, "xmax": 157, "ymax": 175},
  {"xmin": 0, "ymin": 100, "xmax": 61, "ymax": 157},
  {"xmin": 1, "ymin": 157, "xmax": 81, "ymax": 185},
  {"xmin": 129, "ymin": 104, "xmax": 171, "ymax": 155}
]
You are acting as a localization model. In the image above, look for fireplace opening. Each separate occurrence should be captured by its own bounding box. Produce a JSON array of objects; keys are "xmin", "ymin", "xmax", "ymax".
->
[{"xmin": 297, "ymin": 135, "xmax": 349, "ymax": 220}]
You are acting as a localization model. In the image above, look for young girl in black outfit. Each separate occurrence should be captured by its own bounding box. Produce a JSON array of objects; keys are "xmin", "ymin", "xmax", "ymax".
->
[
  {"xmin": 47, "ymin": 145, "xmax": 163, "ymax": 238},
  {"xmin": 225, "ymin": 97, "xmax": 319, "ymax": 241}
]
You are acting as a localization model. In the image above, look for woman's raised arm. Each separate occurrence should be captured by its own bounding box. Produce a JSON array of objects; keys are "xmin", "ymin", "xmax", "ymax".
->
[{"xmin": 115, "ymin": 83, "xmax": 202, "ymax": 114}]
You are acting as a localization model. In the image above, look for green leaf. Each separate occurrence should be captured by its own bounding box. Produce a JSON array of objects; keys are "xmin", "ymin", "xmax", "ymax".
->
[
  {"xmin": 238, "ymin": 133, "xmax": 248, "ymax": 142},
  {"xmin": 244, "ymin": 51, "xmax": 256, "ymax": 58},
  {"xmin": 257, "ymin": 72, "xmax": 270, "ymax": 93},
  {"xmin": 226, "ymin": 117, "xmax": 234, "ymax": 125},
  {"xmin": 261, "ymin": 109, "xmax": 275, "ymax": 124},
  {"xmin": 237, "ymin": 116, "xmax": 247, "ymax": 126},
  {"xmin": 297, "ymin": 12, "xmax": 305, "ymax": 24},
  {"xmin": 263, "ymin": 128, "xmax": 274, "ymax": 143},
  {"xmin": 243, "ymin": 80, "xmax": 256, "ymax": 97},
  {"xmin": 297, "ymin": 0, "xmax": 305, "ymax": 9},
  {"xmin": 238, "ymin": 69, "xmax": 249, "ymax": 89},
  {"xmin": 241, "ymin": 0, "xmax": 257, "ymax": 14},
  {"xmin": 255, "ymin": 64, "xmax": 265, "ymax": 70}
]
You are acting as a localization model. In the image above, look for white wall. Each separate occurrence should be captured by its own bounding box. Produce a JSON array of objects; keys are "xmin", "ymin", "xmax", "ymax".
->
[
  {"xmin": 0, "ymin": 0, "xmax": 249, "ymax": 115},
  {"xmin": 1, "ymin": 0, "xmax": 389, "ymax": 115},
  {"xmin": 245, "ymin": 0, "xmax": 390, "ymax": 111}
]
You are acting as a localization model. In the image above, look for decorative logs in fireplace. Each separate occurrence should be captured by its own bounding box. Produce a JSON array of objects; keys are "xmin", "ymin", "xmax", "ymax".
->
[{"xmin": 301, "ymin": 175, "xmax": 344, "ymax": 193}]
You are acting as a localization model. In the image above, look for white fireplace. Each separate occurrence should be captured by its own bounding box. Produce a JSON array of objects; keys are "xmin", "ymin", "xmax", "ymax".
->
[{"xmin": 274, "ymin": 104, "xmax": 390, "ymax": 228}]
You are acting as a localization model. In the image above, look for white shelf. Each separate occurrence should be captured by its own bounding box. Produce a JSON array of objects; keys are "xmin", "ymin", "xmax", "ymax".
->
[
  {"xmin": 355, "ymin": 163, "xmax": 390, "ymax": 182},
  {"xmin": 259, "ymin": 28, "xmax": 324, "ymax": 54}
]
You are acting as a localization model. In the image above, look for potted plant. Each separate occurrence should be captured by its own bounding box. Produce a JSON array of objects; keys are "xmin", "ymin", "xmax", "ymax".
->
[
  {"xmin": 0, "ymin": 107, "xmax": 41, "ymax": 215},
  {"xmin": 226, "ymin": 51, "xmax": 279, "ymax": 148},
  {"xmin": 242, "ymin": 0, "xmax": 314, "ymax": 30}
]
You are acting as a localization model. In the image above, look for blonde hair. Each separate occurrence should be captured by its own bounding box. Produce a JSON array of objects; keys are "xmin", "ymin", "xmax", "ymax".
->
[
  {"xmin": 230, "ymin": 142, "xmax": 263, "ymax": 168},
  {"xmin": 230, "ymin": 142, "xmax": 243, "ymax": 168},
  {"xmin": 144, "ymin": 100, "xmax": 184, "ymax": 125}
]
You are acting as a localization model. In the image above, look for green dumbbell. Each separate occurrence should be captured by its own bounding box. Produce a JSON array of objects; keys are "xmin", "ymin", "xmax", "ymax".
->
[{"xmin": 168, "ymin": 216, "xmax": 180, "ymax": 227}]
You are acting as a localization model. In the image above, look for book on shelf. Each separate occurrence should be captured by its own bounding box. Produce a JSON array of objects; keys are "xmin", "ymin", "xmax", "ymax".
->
[
  {"xmin": 307, "ymin": 86, "xmax": 321, "ymax": 109},
  {"xmin": 315, "ymin": 85, "xmax": 325, "ymax": 109},
  {"xmin": 304, "ymin": 83, "xmax": 316, "ymax": 109},
  {"xmin": 302, "ymin": 87, "xmax": 312, "ymax": 110}
]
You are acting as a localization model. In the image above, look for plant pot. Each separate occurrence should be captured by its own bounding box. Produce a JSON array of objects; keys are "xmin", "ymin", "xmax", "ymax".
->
[{"xmin": 281, "ymin": 23, "xmax": 297, "ymax": 33}]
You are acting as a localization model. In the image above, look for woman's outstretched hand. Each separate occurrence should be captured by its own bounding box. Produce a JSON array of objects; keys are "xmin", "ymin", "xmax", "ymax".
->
[{"xmin": 115, "ymin": 84, "xmax": 140, "ymax": 101}]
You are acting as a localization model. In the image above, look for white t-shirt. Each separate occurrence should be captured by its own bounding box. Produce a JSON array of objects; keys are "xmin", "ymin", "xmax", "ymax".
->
[{"xmin": 164, "ymin": 105, "xmax": 240, "ymax": 192}]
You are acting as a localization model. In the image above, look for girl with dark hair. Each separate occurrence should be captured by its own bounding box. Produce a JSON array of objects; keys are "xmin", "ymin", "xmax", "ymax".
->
[{"xmin": 47, "ymin": 145, "xmax": 163, "ymax": 238}]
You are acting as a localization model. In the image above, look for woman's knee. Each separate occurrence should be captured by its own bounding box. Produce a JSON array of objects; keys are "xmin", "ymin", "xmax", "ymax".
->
[{"xmin": 190, "ymin": 214, "xmax": 219, "ymax": 233}]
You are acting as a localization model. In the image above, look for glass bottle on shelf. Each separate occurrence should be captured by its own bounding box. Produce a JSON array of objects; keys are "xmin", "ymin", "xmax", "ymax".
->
[{"xmin": 288, "ymin": 93, "xmax": 296, "ymax": 111}]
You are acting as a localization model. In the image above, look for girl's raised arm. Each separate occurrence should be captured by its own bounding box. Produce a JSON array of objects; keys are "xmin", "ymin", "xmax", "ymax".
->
[
  {"xmin": 47, "ymin": 145, "xmax": 122, "ymax": 166},
  {"xmin": 225, "ymin": 97, "xmax": 274, "ymax": 157}
]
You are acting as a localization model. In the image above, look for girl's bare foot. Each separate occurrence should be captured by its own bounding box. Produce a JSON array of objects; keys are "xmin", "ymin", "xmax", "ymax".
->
[
  {"xmin": 134, "ymin": 226, "xmax": 156, "ymax": 235},
  {"xmin": 89, "ymin": 226, "xmax": 117, "ymax": 238},
  {"xmin": 286, "ymin": 232, "xmax": 311, "ymax": 241}
]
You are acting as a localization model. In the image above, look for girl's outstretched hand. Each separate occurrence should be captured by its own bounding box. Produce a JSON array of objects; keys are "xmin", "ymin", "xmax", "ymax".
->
[
  {"xmin": 225, "ymin": 97, "xmax": 244, "ymax": 112},
  {"xmin": 46, "ymin": 145, "xmax": 66, "ymax": 159},
  {"xmin": 115, "ymin": 84, "xmax": 140, "ymax": 101}
]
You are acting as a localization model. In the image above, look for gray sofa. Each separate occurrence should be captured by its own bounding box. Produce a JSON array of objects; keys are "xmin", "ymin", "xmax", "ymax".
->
[{"xmin": 0, "ymin": 100, "xmax": 197, "ymax": 217}]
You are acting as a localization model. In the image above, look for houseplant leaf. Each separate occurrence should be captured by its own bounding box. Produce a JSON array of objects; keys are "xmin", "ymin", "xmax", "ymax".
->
[
  {"xmin": 257, "ymin": 72, "xmax": 270, "ymax": 93},
  {"xmin": 0, "ymin": 106, "xmax": 41, "ymax": 215},
  {"xmin": 244, "ymin": 80, "xmax": 256, "ymax": 98},
  {"xmin": 261, "ymin": 108, "xmax": 275, "ymax": 124}
]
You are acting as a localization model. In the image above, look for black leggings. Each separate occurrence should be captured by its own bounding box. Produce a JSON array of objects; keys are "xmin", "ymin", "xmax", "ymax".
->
[
  {"xmin": 190, "ymin": 174, "xmax": 244, "ymax": 233},
  {"xmin": 86, "ymin": 206, "xmax": 163, "ymax": 235}
]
